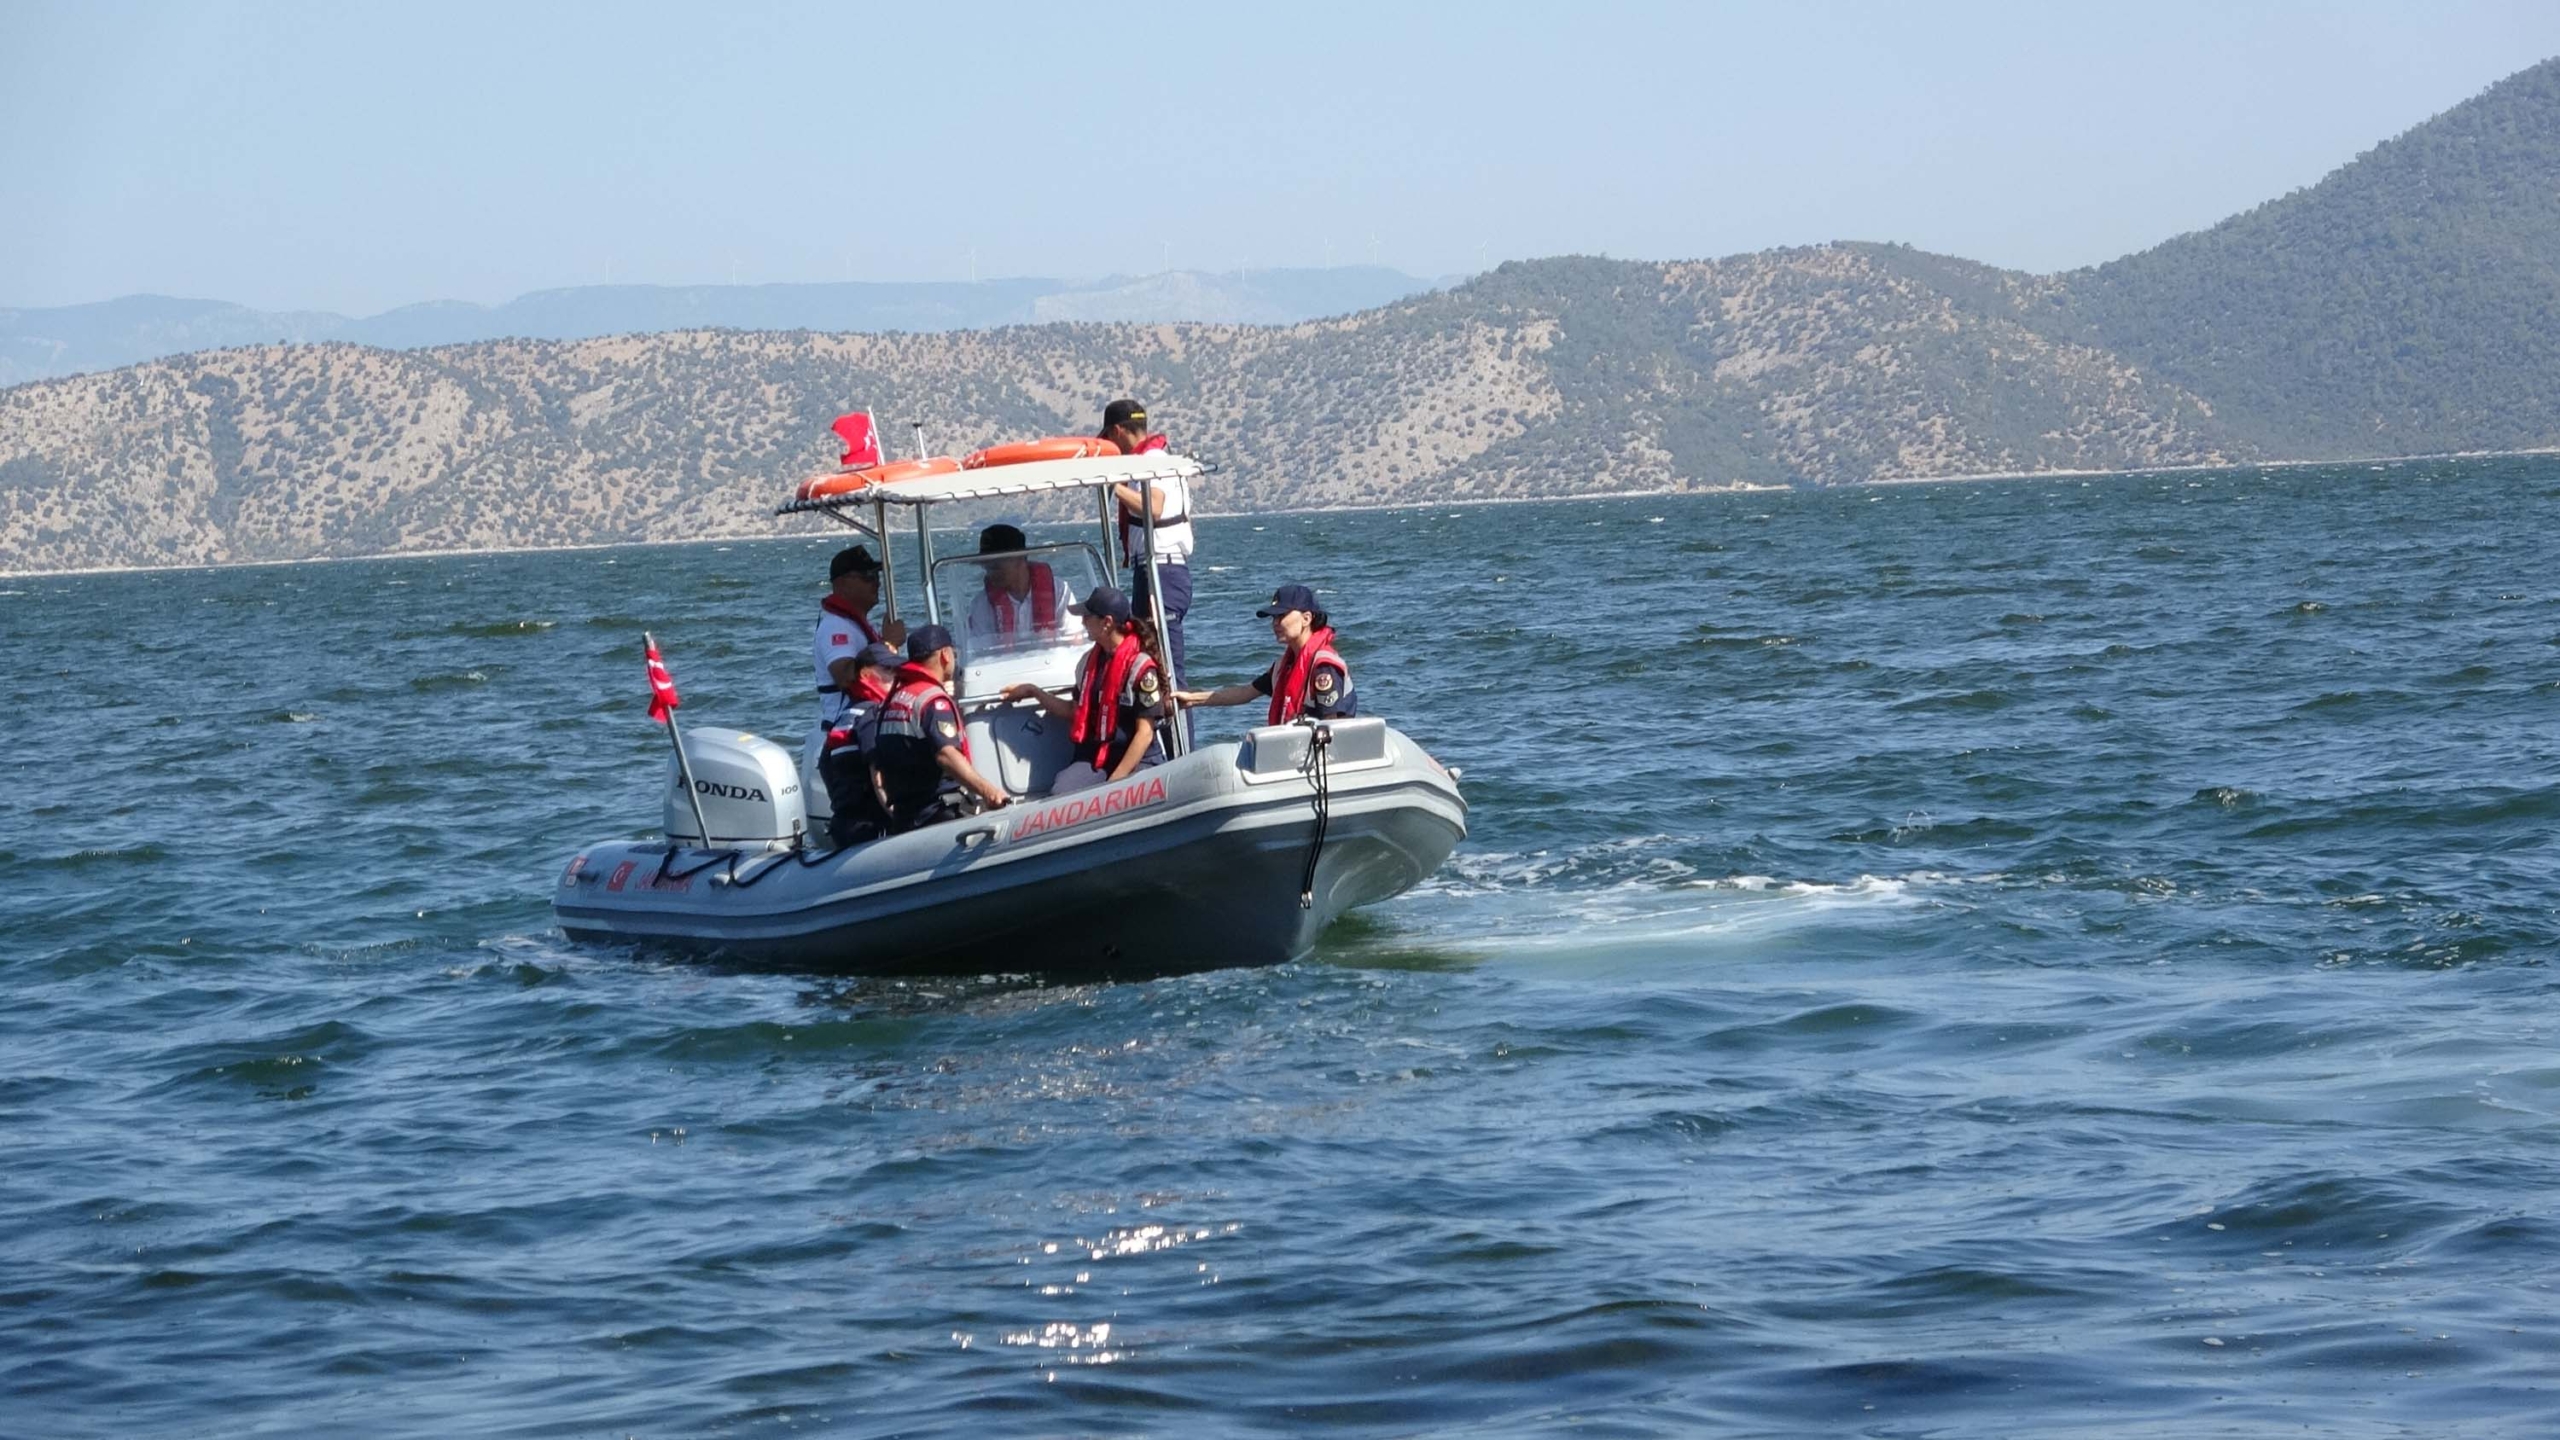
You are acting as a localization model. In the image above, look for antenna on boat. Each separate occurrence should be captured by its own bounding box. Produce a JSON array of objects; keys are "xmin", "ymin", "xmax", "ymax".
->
[
  {"xmin": 1136, "ymin": 469, "xmax": 1186, "ymax": 759},
  {"xmin": 909, "ymin": 420, "xmax": 930, "ymax": 459}
]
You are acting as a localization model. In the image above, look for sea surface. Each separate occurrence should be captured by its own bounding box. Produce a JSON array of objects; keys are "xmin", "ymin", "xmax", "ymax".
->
[{"xmin": 6, "ymin": 457, "xmax": 2560, "ymax": 1437}]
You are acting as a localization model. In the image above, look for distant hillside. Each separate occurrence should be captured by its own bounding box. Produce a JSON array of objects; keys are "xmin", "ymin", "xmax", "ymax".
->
[
  {"xmin": 6, "ymin": 57, "xmax": 2560, "ymax": 574},
  {"xmin": 0, "ymin": 268, "xmax": 1441, "ymax": 387},
  {"xmin": 2046, "ymin": 56, "xmax": 2560, "ymax": 455},
  {"xmin": 0, "ymin": 249, "xmax": 2233, "ymax": 573}
]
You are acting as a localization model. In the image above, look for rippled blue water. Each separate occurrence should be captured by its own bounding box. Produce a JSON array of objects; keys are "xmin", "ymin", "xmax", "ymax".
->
[{"xmin": 6, "ymin": 457, "xmax": 2559, "ymax": 1436}]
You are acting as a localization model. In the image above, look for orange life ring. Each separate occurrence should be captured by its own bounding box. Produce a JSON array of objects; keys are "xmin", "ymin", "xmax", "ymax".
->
[
  {"xmin": 961, "ymin": 436, "xmax": 1123, "ymax": 470},
  {"xmin": 797, "ymin": 455, "xmax": 962, "ymax": 501}
]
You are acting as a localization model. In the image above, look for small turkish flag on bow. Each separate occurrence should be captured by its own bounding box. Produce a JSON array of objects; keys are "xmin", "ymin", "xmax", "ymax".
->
[
  {"xmin": 645, "ymin": 636, "xmax": 681, "ymax": 725},
  {"xmin": 831, "ymin": 411, "xmax": 883, "ymax": 468}
]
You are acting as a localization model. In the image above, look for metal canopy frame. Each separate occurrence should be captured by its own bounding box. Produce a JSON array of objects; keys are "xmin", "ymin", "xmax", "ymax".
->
[{"xmin": 778, "ymin": 451, "xmax": 1205, "ymax": 758}]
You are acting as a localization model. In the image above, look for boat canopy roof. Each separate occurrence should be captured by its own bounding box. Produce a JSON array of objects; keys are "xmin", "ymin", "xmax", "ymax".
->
[{"xmin": 778, "ymin": 453, "xmax": 1202, "ymax": 515}]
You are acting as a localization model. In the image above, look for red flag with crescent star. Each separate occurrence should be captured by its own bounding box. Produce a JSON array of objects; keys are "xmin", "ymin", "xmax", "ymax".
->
[
  {"xmin": 645, "ymin": 637, "xmax": 681, "ymax": 725},
  {"xmin": 831, "ymin": 412, "xmax": 883, "ymax": 468}
]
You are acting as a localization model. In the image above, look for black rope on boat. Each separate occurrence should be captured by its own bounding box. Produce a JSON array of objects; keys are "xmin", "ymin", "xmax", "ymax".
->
[
  {"xmin": 1299, "ymin": 724, "xmax": 1334, "ymax": 910},
  {"xmin": 726, "ymin": 851, "xmax": 796, "ymax": 889},
  {"xmin": 659, "ymin": 847, "xmax": 739, "ymax": 884}
]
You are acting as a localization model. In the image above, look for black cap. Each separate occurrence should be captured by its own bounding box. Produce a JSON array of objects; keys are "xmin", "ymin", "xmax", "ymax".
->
[
  {"xmin": 1101, "ymin": 398, "xmax": 1148, "ymax": 432},
  {"xmin": 906, "ymin": 623, "xmax": 955, "ymax": 660},
  {"xmin": 857, "ymin": 641, "xmax": 901, "ymax": 670},
  {"xmin": 1256, "ymin": 583, "xmax": 1320, "ymax": 618},
  {"xmin": 829, "ymin": 545, "xmax": 881, "ymax": 580},
  {"xmin": 1081, "ymin": 585, "xmax": 1133, "ymax": 623},
  {"xmin": 978, "ymin": 522, "xmax": 1027, "ymax": 554}
]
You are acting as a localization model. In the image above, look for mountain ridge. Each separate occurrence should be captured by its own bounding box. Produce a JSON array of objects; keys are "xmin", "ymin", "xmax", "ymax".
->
[
  {"xmin": 0, "ymin": 267, "xmax": 1444, "ymax": 388},
  {"xmin": 5, "ymin": 57, "xmax": 2558, "ymax": 574}
]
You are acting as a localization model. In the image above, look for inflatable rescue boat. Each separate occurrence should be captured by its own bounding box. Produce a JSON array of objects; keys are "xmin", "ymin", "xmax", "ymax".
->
[{"xmin": 552, "ymin": 446, "xmax": 1466, "ymax": 975}]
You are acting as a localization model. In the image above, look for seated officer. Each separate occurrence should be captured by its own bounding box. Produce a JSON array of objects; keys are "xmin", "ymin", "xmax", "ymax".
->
[
  {"xmin": 816, "ymin": 642, "xmax": 900, "ymax": 847},
  {"xmin": 1176, "ymin": 583, "xmax": 1357, "ymax": 723},
  {"xmin": 964, "ymin": 522, "xmax": 1075, "ymax": 647},
  {"xmin": 1001, "ymin": 586, "xmax": 1167, "ymax": 795},
  {"xmin": 872, "ymin": 624, "xmax": 1011, "ymax": 831}
]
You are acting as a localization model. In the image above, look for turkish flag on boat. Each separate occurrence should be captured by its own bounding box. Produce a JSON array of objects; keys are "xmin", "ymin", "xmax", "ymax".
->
[
  {"xmin": 831, "ymin": 411, "xmax": 883, "ymax": 468},
  {"xmin": 645, "ymin": 636, "xmax": 682, "ymax": 725}
]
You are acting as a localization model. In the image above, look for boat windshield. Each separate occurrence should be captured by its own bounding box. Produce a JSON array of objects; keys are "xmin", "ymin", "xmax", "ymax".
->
[{"xmin": 934, "ymin": 541, "xmax": 1105, "ymax": 672}]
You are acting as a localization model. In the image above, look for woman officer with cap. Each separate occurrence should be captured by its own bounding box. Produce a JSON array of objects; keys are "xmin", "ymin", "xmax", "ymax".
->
[
  {"xmin": 1003, "ymin": 586, "xmax": 1168, "ymax": 794},
  {"xmin": 1175, "ymin": 583, "xmax": 1357, "ymax": 725}
]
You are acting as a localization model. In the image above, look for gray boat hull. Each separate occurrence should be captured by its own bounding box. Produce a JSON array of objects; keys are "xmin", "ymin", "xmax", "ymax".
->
[{"xmin": 553, "ymin": 719, "xmax": 1465, "ymax": 976}]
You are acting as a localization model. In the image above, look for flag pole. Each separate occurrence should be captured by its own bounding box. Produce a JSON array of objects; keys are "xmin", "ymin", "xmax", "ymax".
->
[{"xmin": 648, "ymin": 631, "xmax": 715, "ymax": 849}]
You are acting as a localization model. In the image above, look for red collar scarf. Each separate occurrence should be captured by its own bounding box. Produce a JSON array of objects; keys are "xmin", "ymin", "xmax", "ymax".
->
[
  {"xmin": 821, "ymin": 593, "xmax": 880, "ymax": 644},
  {"xmin": 982, "ymin": 564, "xmax": 1058, "ymax": 637},
  {"xmin": 1268, "ymin": 626, "xmax": 1340, "ymax": 725}
]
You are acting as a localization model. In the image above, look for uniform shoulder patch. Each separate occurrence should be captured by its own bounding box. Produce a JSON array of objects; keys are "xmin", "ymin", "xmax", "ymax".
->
[
  {"xmin": 1135, "ymin": 667, "xmax": 1164, "ymax": 702},
  {"xmin": 1311, "ymin": 666, "xmax": 1341, "ymax": 696}
]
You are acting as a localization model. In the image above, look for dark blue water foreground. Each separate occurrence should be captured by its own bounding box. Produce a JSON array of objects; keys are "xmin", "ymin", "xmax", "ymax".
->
[{"xmin": 6, "ymin": 457, "xmax": 2559, "ymax": 1436}]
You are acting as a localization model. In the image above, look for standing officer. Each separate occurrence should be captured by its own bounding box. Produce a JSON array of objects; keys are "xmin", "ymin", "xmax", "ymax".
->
[
  {"xmin": 1099, "ymin": 399, "xmax": 1192, "ymax": 691},
  {"xmin": 872, "ymin": 624, "xmax": 1010, "ymax": 831},
  {"xmin": 814, "ymin": 544, "xmax": 907, "ymax": 728}
]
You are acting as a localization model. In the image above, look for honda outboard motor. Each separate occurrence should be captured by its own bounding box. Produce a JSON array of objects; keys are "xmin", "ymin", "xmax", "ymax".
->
[{"xmin": 663, "ymin": 731, "xmax": 808, "ymax": 848}]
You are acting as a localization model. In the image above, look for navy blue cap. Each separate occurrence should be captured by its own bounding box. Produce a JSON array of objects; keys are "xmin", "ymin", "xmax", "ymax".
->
[
  {"xmin": 857, "ymin": 641, "xmax": 901, "ymax": 670},
  {"xmin": 978, "ymin": 522, "xmax": 1027, "ymax": 554},
  {"xmin": 1256, "ymin": 583, "xmax": 1320, "ymax": 618},
  {"xmin": 1081, "ymin": 585, "xmax": 1133, "ymax": 623},
  {"xmin": 906, "ymin": 623, "xmax": 955, "ymax": 660}
]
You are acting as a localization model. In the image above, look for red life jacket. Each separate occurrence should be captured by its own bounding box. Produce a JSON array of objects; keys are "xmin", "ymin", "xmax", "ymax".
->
[
  {"xmin": 823, "ymin": 670, "xmax": 894, "ymax": 753},
  {"xmin": 1268, "ymin": 627, "xmax": 1348, "ymax": 725},
  {"xmin": 879, "ymin": 663, "xmax": 970, "ymax": 760},
  {"xmin": 1070, "ymin": 630, "xmax": 1151, "ymax": 765},
  {"xmin": 982, "ymin": 562, "xmax": 1060, "ymax": 638},
  {"xmin": 820, "ymin": 593, "xmax": 882, "ymax": 645}
]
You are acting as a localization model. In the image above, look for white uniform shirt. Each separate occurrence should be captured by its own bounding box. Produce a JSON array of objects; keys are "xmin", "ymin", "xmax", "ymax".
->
[
  {"xmin": 963, "ymin": 567, "xmax": 1078, "ymax": 647},
  {"xmin": 812, "ymin": 603, "xmax": 880, "ymax": 723},
  {"xmin": 1120, "ymin": 471, "xmax": 1194, "ymax": 565}
]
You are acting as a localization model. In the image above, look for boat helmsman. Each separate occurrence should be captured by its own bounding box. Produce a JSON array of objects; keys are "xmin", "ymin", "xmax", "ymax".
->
[{"xmin": 963, "ymin": 522, "xmax": 1076, "ymax": 649}]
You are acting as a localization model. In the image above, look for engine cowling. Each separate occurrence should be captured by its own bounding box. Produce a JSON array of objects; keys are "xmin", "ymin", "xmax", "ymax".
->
[{"xmin": 662, "ymin": 730, "xmax": 807, "ymax": 847}]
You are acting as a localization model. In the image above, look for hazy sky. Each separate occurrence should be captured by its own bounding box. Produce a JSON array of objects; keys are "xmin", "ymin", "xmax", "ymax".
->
[{"xmin": 6, "ymin": 1, "xmax": 2557, "ymax": 314}]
